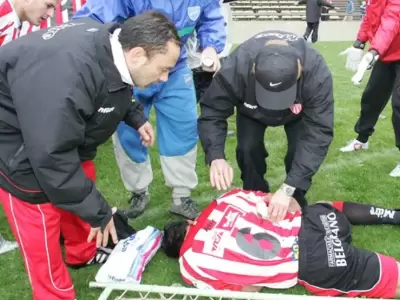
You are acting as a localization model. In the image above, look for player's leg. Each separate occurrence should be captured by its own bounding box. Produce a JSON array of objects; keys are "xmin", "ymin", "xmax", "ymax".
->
[
  {"xmin": 60, "ymin": 160, "xmax": 107, "ymax": 268},
  {"xmin": 284, "ymin": 118, "xmax": 307, "ymax": 207},
  {"xmin": 236, "ymin": 113, "xmax": 269, "ymax": 192},
  {"xmin": 324, "ymin": 201, "xmax": 400, "ymax": 225},
  {"xmin": 298, "ymin": 203, "xmax": 398, "ymax": 299},
  {"xmin": 153, "ymin": 65, "xmax": 199, "ymax": 220},
  {"xmin": 113, "ymin": 89, "xmax": 154, "ymax": 219},
  {"xmin": 303, "ymin": 22, "xmax": 313, "ymax": 41},
  {"xmin": 0, "ymin": 189, "xmax": 75, "ymax": 300},
  {"xmin": 311, "ymin": 22, "xmax": 319, "ymax": 43},
  {"xmin": 389, "ymin": 63, "xmax": 400, "ymax": 177},
  {"xmin": 340, "ymin": 61, "xmax": 394, "ymax": 152}
]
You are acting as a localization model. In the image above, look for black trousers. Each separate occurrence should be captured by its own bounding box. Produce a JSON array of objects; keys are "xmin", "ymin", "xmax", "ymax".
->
[
  {"xmin": 235, "ymin": 113, "xmax": 308, "ymax": 207},
  {"xmin": 354, "ymin": 60, "xmax": 400, "ymax": 149},
  {"xmin": 304, "ymin": 22, "xmax": 319, "ymax": 44}
]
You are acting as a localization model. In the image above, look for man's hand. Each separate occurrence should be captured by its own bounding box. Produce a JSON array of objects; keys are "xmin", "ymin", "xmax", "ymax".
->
[
  {"xmin": 137, "ymin": 121, "xmax": 155, "ymax": 147},
  {"xmin": 351, "ymin": 50, "xmax": 379, "ymax": 85},
  {"xmin": 339, "ymin": 46, "xmax": 364, "ymax": 72},
  {"xmin": 201, "ymin": 47, "xmax": 221, "ymax": 73},
  {"xmin": 268, "ymin": 184, "xmax": 295, "ymax": 223},
  {"xmin": 210, "ymin": 159, "xmax": 233, "ymax": 191},
  {"xmin": 88, "ymin": 207, "xmax": 119, "ymax": 248}
]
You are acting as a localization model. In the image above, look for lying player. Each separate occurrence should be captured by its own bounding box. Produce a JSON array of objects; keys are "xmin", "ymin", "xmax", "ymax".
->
[{"xmin": 162, "ymin": 189, "xmax": 400, "ymax": 298}]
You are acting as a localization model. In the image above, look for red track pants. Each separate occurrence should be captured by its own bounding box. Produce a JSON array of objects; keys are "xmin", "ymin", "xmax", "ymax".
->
[{"xmin": 0, "ymin": 161, "xmax": 97, "ymax": 300}]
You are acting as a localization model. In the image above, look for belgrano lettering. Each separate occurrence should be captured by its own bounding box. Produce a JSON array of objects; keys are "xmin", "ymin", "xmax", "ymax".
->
[{"xmin": 320, "ymin": 212, "xmax": 347, "ymax": 267}]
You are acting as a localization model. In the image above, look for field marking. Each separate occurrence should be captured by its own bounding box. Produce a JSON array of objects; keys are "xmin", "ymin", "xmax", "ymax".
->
[{"xmin": 134, "ymin": 148, "xmax": 399, "ymax": 222}]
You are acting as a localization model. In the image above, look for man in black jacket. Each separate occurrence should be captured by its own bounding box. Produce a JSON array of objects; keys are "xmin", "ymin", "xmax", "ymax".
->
[
  {"xmin": 198, "ymin": 30, "xmax": 334, "ymax": 224},
  {"xmin": 297, "ymin": 0, "xmax": 335, "ymax": 43},
  {"xmin": 0, "ymin": 12, "xmax": 180, "ymax": 300}
]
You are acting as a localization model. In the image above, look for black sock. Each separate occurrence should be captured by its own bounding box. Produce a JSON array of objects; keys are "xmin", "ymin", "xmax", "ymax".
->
[{"xmin": 340, "ymin": 201, "xmax": 400, "ymax": 225}]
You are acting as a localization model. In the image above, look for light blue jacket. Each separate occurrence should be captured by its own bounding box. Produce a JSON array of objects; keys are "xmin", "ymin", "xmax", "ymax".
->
[{"xmin": 72, "ymin": 0, "xmax": 226, "ymax": 72}]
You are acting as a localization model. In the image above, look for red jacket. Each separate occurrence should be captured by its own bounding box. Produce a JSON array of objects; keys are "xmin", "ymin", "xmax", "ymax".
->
[{"xmin": 357, "ymin": 0, "xmax": 400, "ymax": 62}]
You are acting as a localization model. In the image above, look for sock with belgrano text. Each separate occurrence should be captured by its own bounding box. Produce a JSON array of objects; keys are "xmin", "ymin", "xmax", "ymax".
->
[{"xmin": 332, "ymin": 201, "xmax": 400, "ymax": 225}]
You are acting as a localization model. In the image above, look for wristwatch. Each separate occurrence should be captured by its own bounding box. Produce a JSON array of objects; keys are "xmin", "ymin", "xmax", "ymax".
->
[
  {"xmin": 353, "ymin": 39, "xmax": 366, "ymax": 50},
  {"xmin": 280, "ymin": 183, "xmax": 296, "ymax": 197}
]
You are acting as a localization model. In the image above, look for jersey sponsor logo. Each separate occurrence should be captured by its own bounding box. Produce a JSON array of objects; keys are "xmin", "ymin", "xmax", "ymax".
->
[
  {"xmin": 42, "ymin": 22, "xmax": 85, "ymax": 40},
  {"xmin": 254, "ymin": 32, "xmax": 300, "ymax": 42},
  {"xmin": 370, "ymin": 207, "xmax": 395, "ymax": 219},
  {"xmin": 187, "ymin": 6, "xmax": 201, "ymax": 21},
  {"xmin": 203, "ymin": 229, "xmax": 226, "ymax": 257},
  {"xmin": 98, "ymin": 107, "xmax": 115, "ymax": 114},
  {"xmin": 320, "ymin": 212, "xmax": 347, "ymax": 267}
]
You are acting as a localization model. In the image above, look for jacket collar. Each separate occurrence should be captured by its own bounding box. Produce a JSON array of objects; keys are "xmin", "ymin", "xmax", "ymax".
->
[{"xmin": 94, "ymin": 23, "xmax": 129, "ymax": 92}]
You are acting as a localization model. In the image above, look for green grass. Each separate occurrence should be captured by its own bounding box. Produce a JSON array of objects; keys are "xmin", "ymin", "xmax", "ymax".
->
[{"xmin": 1, "ymin": 42, "xmax": 400, "ymax": 299}]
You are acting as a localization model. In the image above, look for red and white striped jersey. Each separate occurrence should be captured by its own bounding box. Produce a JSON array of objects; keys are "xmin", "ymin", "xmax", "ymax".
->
[
  {"xmin": 0, "ymin": 0, "xmax": 85, "ymax": 46},
  {"xmin": 0, "ymin": 0, "xmax": 20, "ymax": 46},
  {"xmin": 179, "ymin": 189, "xmax": 302, "ymax": 291}
]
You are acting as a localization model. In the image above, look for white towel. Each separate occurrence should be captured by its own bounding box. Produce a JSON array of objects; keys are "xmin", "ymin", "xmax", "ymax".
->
[{"xmin": 95, "ymin": 226, "xmax": 162, "ymax": 284}]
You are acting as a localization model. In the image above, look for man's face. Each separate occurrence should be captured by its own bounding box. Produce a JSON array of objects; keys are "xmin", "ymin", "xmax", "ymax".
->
[
  {"xmin": 126, "ymin": 41, "xmax": 180, "ymax": 89},
  {"xmin": 23, "ymin": 0, "xmax": 59, "ymax": 26}
]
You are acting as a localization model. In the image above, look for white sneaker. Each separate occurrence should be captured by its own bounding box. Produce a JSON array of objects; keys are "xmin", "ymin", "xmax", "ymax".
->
[
  {"xmin": 389, "ymin": 163, "xmax": 400, "ymax": 177},
  {"xmin": 0, "ymin": 235, "xmax": 18, "ymax": 255},
  {"xmin": 340, "ymin": 139, "xmax": 369, "ymax": 152}
]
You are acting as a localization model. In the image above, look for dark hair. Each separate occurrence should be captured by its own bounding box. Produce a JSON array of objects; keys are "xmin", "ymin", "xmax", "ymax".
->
[
  {"xmin": 119, "ymin": 11, "xmax": 181, "ymax": 58},
  {"xmin": 161, "ymin": 220, "xmax": 188, "ymax": 258}
]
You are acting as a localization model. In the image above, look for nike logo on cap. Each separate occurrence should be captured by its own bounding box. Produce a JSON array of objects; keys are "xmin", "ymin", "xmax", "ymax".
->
[{"xmin": 269, "ymin": 82, "xmax": 282, "ymax": 87}]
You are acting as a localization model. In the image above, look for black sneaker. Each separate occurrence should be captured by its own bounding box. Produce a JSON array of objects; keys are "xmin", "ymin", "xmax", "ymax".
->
[
  {"xmin": 67, "ymin": 246, "xmax": 112, "ymax": 269},
  {"xmin": 86, "ymin": 247, "xmax": 112, "ymax": 265},
  {"xmin": 126, "ymin": 192, "xmax": 149, "ymax": 219},
  {"xmin": 169, "ymin": 197, "xmax": 200, "ymax": 220}
]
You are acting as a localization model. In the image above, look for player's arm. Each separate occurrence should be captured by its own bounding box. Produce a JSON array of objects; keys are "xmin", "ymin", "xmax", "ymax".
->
[
  {"xmin": 72, "ymin": 0, "xmax": 137, "ymax": 23},
  {"xmin": 285, "ymin": 53, "xmax": 334, "ymax": 193},
  {"xmin": 195, "ymin": 0, "xmax": 226, "ymax": 54},
  {"xmin": 10, "ymin": 53, "xmax": 112, "ymax": 230},
  {"xmin": 368, "ymin": 0, "xmax": 400, "ymax": 56},
  {"xmin": 198, "ymin": 51, "xmax": 243, "ymax": 165}
]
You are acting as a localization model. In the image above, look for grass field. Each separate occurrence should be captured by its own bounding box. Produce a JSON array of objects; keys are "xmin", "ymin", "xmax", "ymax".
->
[{"xmin": 1, "ymin": 41, "xmax": 400, "ymax": 300}]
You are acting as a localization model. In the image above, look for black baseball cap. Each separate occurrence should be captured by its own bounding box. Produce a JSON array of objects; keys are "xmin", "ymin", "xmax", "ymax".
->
[{"xmin": 254, "ymin": 44, "xmax": 300, "ymax": 110}]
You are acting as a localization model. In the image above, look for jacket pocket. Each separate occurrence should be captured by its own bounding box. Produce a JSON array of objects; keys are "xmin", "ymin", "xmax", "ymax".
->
[{"xmin": 7, "ymin": 143, "xmax": 25, "ymax": 175}]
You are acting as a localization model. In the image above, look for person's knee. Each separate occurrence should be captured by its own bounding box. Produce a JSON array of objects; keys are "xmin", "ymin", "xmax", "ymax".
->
[
  {"xmin": 116, "ymin": 124, "xmax": 148, "ymax": 163},
  {"xmin": 236, "ymin": 141, "xmax": 265, "ymax": 161}
]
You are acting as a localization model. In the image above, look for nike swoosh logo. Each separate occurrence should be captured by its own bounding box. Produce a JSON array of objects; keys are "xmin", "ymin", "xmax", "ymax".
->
[{"xmin": 269, "ymin": 82, "xmax": 282, "ymax": 87}]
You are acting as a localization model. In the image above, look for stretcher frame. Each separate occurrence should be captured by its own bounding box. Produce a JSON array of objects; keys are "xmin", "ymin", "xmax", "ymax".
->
[{"xmin": 89, "ymin": 282, "xmax": 395, "ymax": 300}]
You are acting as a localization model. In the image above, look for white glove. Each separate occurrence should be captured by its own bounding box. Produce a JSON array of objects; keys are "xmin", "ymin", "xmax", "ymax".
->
[
  {"xmin": 339, "ymin": 46, "xmax": 364, "ymax": 72},
  {"xmin": 351, "ymin": 51, "xmax": 379, "ymax": 85}
]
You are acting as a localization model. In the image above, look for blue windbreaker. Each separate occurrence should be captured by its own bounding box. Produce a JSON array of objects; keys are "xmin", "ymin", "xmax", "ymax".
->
[{"xmin": 72, "ymin": 0, "xmax": 226, "ymax": 72}]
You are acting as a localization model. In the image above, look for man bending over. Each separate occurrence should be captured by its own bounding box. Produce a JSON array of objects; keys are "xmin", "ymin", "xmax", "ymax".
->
[{"xmin": 162, "ymin": 189, "xmax": 400, "ymax": 298}]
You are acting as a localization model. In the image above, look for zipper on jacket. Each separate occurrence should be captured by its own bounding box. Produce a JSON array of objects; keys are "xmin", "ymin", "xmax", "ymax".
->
[{"xmin": 8, "ymin": 144, "xmax": 24, "ymax": 168}]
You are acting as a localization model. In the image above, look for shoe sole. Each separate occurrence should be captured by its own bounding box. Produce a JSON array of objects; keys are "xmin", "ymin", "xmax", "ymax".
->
[{"xmin": 169, "ymin": 209, "xmax": 197, "ymax": 220}]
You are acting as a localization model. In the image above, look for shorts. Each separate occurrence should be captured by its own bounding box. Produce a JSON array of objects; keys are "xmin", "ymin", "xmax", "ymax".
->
[{"xmin": 297, "ymin": 203, "xmax": 398, "ymax": 298}]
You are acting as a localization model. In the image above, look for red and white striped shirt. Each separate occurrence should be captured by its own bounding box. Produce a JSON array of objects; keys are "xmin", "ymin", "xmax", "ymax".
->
[
  {"xmin": 0, "ymin": 0, "xmax": 20, "ymax": 46},
  {"xmin": 179, "ymin": 189, "xmax": 302, "ymax": 291},
  {"xmin": 0, "ymin": 0, "xmax": 85, "ymax": 46}
]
